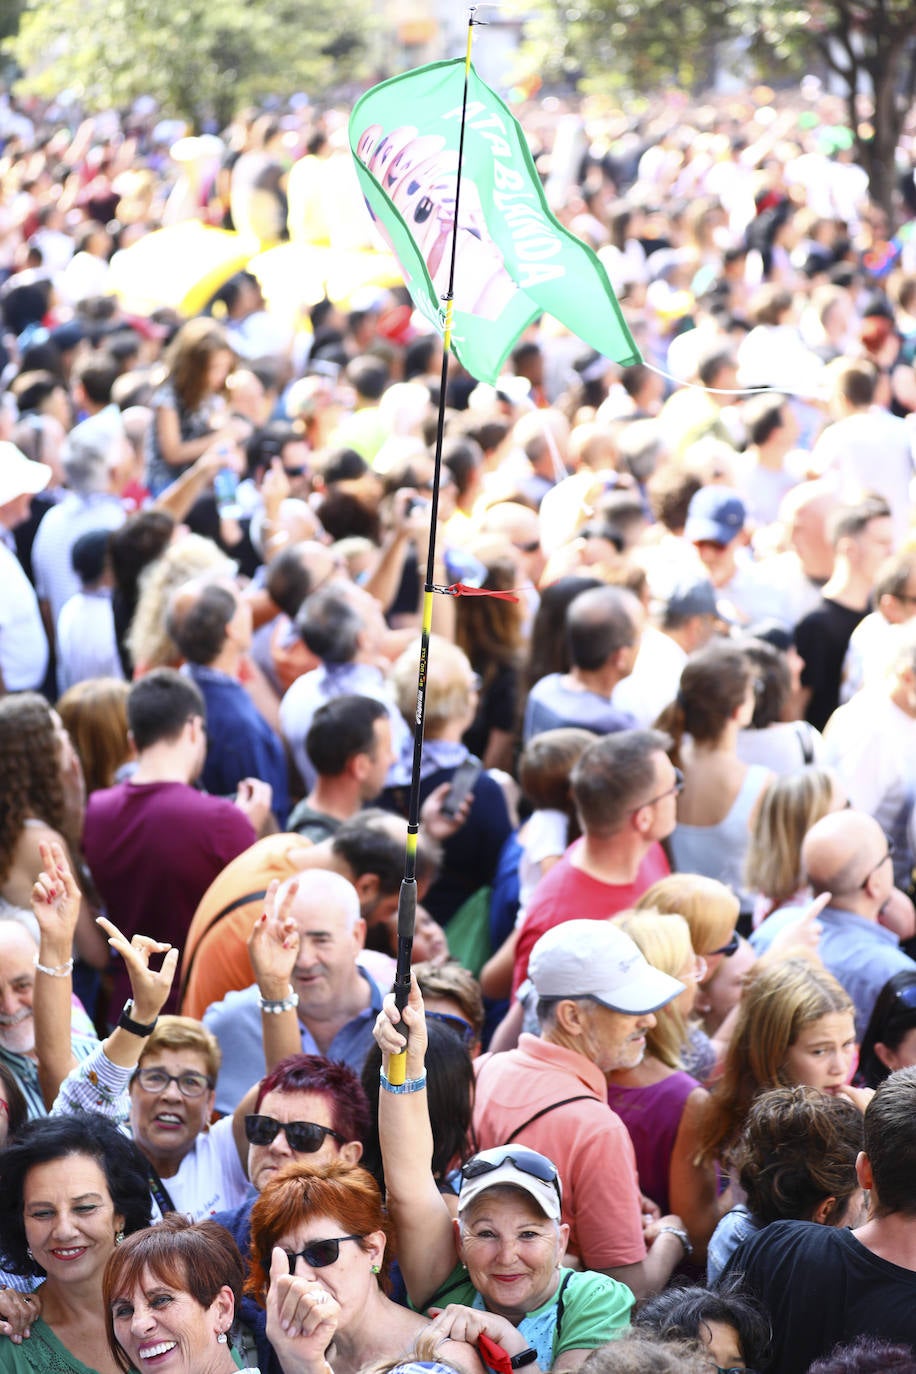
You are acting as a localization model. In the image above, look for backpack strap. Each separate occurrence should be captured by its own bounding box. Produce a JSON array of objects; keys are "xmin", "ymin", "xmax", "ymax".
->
[
  {"xmin": 178, "ymin": 888, "xmax": 268, "ymax": 1003},
  {"xmin": 505, "ymin": 1096, "xmax": 596, "ymax": 1143}
]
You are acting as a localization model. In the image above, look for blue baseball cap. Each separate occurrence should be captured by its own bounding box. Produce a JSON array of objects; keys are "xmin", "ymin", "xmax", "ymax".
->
[{"xmin": 684, "ymin": 485, "xmax": 746, "ymax": 545}]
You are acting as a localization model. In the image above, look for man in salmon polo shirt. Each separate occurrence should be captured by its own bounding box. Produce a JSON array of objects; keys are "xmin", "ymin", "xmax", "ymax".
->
[
  {"xmin": 474, "ymin": 919, "xmax": 690, "ymax": 1299},
  {"xmin": 512, "ymin": 728, "xmax": 677, "ymax": 996}
]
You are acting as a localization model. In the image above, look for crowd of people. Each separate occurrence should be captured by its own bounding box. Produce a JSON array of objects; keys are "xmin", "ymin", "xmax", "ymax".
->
[{"xmin": 2, "ymin": 70, "xmax": 916, "ymax": 1374}]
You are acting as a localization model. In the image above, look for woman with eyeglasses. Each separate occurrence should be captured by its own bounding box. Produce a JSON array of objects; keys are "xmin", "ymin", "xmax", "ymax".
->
[
  {"xmin": 606, "ymin": 911, "xmax": 719, "ymax": 1263},
  {"xmin": 247, "ymin": 1159, "xmax": 484, "ymax": 1374},
  {"xmin": 857, "ymin": 970, "xmax": 916, "ymax": 1088},
  {"xmin": 371, "ymin": 978, "xmax": 633, "ymax": 1372},
  {"xmin": 657, "ymin": 641, "xmax": 773, "ymax": 920}
]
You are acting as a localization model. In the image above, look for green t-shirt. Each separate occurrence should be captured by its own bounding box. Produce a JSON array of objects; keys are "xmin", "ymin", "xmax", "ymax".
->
[
  {"xmin": 0, "ymin": 1319, "xmax": 104, "ymax": 1374},
  {"xmin": 420, "ymin": 1265, "xmax": 633, "ymax": 1367}
]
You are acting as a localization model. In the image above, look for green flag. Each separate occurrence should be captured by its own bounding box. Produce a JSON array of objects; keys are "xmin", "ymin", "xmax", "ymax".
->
[{"xmin": 349, "ymin": 59, "xmax": 641, "ymax": 384}]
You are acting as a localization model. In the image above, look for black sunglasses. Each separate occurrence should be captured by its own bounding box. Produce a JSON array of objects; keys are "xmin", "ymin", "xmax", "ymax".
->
[
  {"xmin": 426, "ymin": 1010, "xmax": 477, "ymax": 1047},
  {"xmin": 461, "ymin": 1147, "xmax": 562, "ymax": 1201},
  {"xmin": 244, "ymin": 1115, "xmax": 344, "ymax": 1152},
  {"xmin": 285, "ymin": 1235, "xmax": 363, "ymax": 1271},
  {"xmin": 710, "ymin": 932, "xmax": 740, "ymax": 958}
]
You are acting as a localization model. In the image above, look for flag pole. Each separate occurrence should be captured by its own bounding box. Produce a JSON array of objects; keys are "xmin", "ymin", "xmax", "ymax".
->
[{"xmin": 386, "ymin": 6, "xmax": 480, "ymax": 1084}]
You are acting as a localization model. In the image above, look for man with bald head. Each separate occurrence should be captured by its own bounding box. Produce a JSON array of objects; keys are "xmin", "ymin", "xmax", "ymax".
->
[
  {"xmin": 523, "ymin": 584, "xmax": 643, "ymax": 742},
  {"xmin": 203, "ymin": 867, "xmax": 384, "ymax": 1112},
  {"xmin": 0, "ymin": 920, "xmax": 98, "ymax": 1119},
  {"xmin": 799, "ymin": 809, "xmax": 916, "ymax": 1036}
]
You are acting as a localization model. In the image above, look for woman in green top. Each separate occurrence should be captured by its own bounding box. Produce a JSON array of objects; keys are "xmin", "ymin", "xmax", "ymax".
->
[
  {"xmin": 0, "ymin": 1114, "xmax": 152, "ymax": 1374},
  {"xmin": 373, "ymin": 980, "xmax": 634, "ymax": 1372}
]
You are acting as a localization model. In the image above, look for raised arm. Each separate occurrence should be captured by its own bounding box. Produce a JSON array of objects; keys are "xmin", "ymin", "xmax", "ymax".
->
[
  {"xmin": 373, "ymin": 975, "xmax": 459, "ymax": 1307},
  {"xmin": 51, "ymin": 916, "xmax": 178, "ymax": 1120},
  {"xmin": 31, "ymin": 840, "xmax": 83, "ymax": 1108},
  {"xmin": 230, "ymin": 880, "xmax": 304, "ymax": 1168}
]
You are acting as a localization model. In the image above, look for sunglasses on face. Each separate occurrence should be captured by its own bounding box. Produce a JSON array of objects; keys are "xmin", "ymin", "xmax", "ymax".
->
[
  {"xmin": 244, "ymin": 1115, "xmax": 345, "ymax": 1152},
  {"xmin": 285, "ymin": 1235, "xmax": 363, "ymax": 1271},
  {"xmin": 461, "ymin": 1147, "xmax": 562, "ymax": 1202},
  {"xmin": 426, "ymin": 1011, "xmax": 477, "ymax": 1047},
  {"xmin": 710, "ymin": 932, "xmax": 740, "ymax": 958}
]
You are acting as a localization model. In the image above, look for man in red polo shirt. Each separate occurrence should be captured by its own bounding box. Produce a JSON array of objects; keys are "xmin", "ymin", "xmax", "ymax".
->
[{"xmin": 512, "ymin": 728, "xmax": 677, "ymax": 996}]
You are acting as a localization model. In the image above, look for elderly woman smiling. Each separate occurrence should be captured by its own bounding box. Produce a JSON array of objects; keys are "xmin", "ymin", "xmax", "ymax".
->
[{"xmin": 372, "ymin": 979, "xmax": 633, "ymax": 1371}]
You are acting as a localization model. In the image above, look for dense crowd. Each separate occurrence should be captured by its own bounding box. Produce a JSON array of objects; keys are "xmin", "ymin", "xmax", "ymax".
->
[{"xmin": 2, "ymin": 75, "xmax": 916, "ymax": 1374}]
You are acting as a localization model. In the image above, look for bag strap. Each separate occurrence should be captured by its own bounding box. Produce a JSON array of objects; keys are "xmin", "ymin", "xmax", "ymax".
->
[
  {"xmin": 148, "ymin": 1162, "xmax": 177, "ymax": 1217},
  {"xmin": 178, "ymin": 888, "xmax": 268, "ymax": 1003},
  {"xmin": 505, "ymin": 1096, "xmax": 595, "ymax": 1143},
  {"xmin": 796, "ymin": 723, "xmax": 815, "ymax": 765},
  {"xmin": 554, "ymin": 1269, "xmax": 573, "ymax": 1345}
]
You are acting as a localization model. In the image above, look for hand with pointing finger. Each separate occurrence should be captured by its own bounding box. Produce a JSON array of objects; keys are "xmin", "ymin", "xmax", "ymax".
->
[
  {"xmin": 265, "ymin": 1246, "xmax": 340, "ymax": 1374},
  {"xmin": 96, "ymin": 916, "xmax": 178, "ymax": 1028}
]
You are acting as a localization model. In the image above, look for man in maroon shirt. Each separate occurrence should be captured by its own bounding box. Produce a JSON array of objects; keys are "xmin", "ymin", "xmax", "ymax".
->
[
  {"xmin": 83, "ymin": 668, "xmax": 271, "ymax": 1016},
  {"xmin": 512, "ymin": 728, "xmax": 677, "ymax": 995}
]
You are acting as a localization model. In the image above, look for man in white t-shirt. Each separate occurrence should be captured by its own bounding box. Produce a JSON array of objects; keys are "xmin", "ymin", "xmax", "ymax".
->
[
  {"xmin": 0, "ymin": 443, "xmax": 52, "ymax": 692},
  {"xmin": 823, "ymin": 623, "xmax": 916, "ymax": 890},
  {"xmin": 841, "ymin": 550, "xmax": 916, "ymax": 702},
  {"xmin": 812, "ymin": 357, "xmax": 914, "ymax": 547},
  {"xmin": 613, "ymin": 575, "xmax": 721, "ymax": 726}
]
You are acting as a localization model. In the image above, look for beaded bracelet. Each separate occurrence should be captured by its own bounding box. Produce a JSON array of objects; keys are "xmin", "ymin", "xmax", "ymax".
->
[
  {"xmin": 380, "ymin": 1071, "xmax": 427, "ymax": 1095},
  {"xmin": 259, "ymin": 986, "xmax": 299, "ymax": 1015},
  {"xmin": 33, "ymin": 955, "xmax": 74, "ymax": 978}
]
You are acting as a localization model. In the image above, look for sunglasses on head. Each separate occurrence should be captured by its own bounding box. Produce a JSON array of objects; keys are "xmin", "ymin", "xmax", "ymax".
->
[
  {"xmin": 461, "ymin": 1147, "xmax": 562, "ymax": 1201},
  {"xmin": 426, "ymin": 1011, "xmax": 477, "ymax": 1047},
  {"xmin": 244, "ymin": 1115, "xmax": 344, "ymax": 1152},
  {"xmin": 285, "ymin": 1235, "xmax": 363, "ymax": 1271}
]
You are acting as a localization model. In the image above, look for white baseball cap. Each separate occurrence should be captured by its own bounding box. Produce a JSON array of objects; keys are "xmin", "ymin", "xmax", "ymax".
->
[
  {"xmin": 0, "ymin": 442, "xmax": 51, "ymax": 506},
  {"xmin": 458, "ymin": 1146, "xmax": 562, "ymax": 1220},
  {"xmin": 529, "ymin": 920, "xmax": 685, "ymax": 1015}
]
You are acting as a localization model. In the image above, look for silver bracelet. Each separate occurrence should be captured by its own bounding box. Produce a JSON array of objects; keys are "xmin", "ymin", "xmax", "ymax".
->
[
  {"xmin": 33, "ymin": 954, "xmax": 74, "ymax": 978},
  {"xmin": 259, "ymin": 986, "xmax": 299, "ymax": 1015},
  {"xmin": 380, "ymin": 1070, "xmax": 427, "ymax": 1095},
  {"xmin": 657, "ymin": 1225, "xmax": 693, "ymax": 1259}
]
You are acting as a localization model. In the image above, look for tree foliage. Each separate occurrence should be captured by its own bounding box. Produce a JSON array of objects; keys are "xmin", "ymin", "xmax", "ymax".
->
[
  {"xmin": 511, "ymin": 0, "xmax": 916, "ymax": 216},
  {"xmin": 5, "ymin": 0, "xmax": 375, "ymax": 127}
]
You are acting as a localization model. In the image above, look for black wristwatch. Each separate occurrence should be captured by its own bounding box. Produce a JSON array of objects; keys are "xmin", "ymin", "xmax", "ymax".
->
[
  {"xmin": 509, "ymin": 1351, "xmax": 538, "ymax": 1369},
  {"xmin": 117, "ymin": 1000, "xmax": 158, "ymax": 1038}
]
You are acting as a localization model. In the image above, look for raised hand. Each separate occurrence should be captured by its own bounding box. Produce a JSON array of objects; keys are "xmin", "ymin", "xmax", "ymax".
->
[
  {"xmin": 31, "ymin": 840, "xmax": 81, "ymax": 961},
  {"xmin": 248, "ymin": 879, "xmax": 301, "ymax": 1000},
  {"xmin": 96, "ymin": 917, "xmax": 178, "ymax": 1026}
]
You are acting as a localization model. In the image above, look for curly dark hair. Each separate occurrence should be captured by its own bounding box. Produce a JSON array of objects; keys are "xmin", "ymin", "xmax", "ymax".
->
[
  {"xmin": 0, "ymin": 693, "xmax": 66, "ymax": 887},
  {"xmin": 0, "ymin": 1115, "xmax": 152, "ymax": 1277}
]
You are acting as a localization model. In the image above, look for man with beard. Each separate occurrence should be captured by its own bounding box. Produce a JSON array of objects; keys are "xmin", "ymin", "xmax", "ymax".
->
[{"xmin": 0, "ymin": 921, "xmax": 98, "ymax": 1119}]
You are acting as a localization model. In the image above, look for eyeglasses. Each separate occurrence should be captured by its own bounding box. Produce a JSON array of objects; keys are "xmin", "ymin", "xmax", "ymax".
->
[
  {"xmin": 426, "ymin": 1011, "xmax": 478, "ymax": 1048},
  {"xmin": 710, "ymin": 931, "xmax": 740, "ymax": 958},
  {"xmin": 631, "ymin": 767, "xmax": 684, "ymax": 814},
  {"xmin": 461, "ymin": 1147, "xmax": 562, "ymax": 1203},
  {"xmin": 133, "ymin": 1068, "xmax": 213, "ymax": 1099},
  {"xmin": 859, "ymin": 838, "xmax": 894, "ymax": 889},
  {"xmin": 285, "ymin": 1235, "xmax": 363, "ymax": 1271},
  {"xmin": 244, "ymin": 1115, "xmax": 345, "ymax": 1152},
  {"xmin": 681, "ymin": 954, "xmax": 708, "ymax": 984}
]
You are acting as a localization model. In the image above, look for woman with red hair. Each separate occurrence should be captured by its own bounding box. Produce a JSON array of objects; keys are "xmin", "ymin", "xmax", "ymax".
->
[{"xmin": 248, "ymin": 1159, "xmax": 484, "ymax": 1374}]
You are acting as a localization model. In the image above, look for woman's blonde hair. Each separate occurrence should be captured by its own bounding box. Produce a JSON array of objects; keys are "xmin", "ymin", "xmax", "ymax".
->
[
  {"xmin": 696, "ymin": 957, "xmax": 854, "ymax": 1165},
  {"xmin": 636, "ymin": 874, "xmax": 738, "ymax": 958},
  {"xmin": 744, "ymin": 767, "xmax": 837, "ymax": 910},
  {"xmin": 612, "ymin": 910, "xmax": 693, "ymax": 1069},
  {"xmin": 138, "ymin": 1015, "xmax": 222, "ymax": 1081},
  {"xmin": 391, "ymin": 635, "xmax": 476, "ymax": 738},
  {"xmin": 57, "ymin": 678, "xmax": 131, "ymax": 794},
  {"xmin": 127, "ymin": 533, "xmax": 235, "ymax": 672}
]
